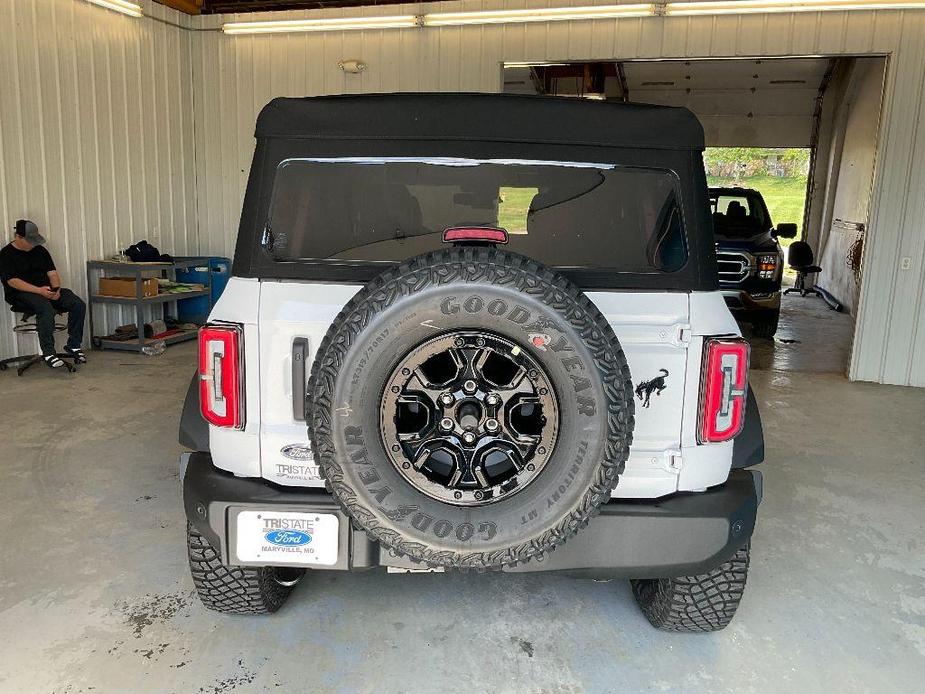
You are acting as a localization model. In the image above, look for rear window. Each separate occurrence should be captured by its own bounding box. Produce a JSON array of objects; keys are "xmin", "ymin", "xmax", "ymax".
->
[
  {"xmin": 265, "ymin": 157, "xmax": 688, "ymax": 273},
  {"xmin": 709, "ymin": 191, "xmax": 769, "ymax": 239}
]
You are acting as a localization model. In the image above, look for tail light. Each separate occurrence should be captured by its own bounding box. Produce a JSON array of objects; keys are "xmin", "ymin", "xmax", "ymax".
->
[
  {"xmin": 698, "ymin": 338, "xmax": 749, "ymax": 443},
  {"xmin": 443, "ymin": 227, "xmax": 509, "ymax": 245},
  {"xmin": 199, "ymin": 324, "xmax": 244, "ymax": 429}
]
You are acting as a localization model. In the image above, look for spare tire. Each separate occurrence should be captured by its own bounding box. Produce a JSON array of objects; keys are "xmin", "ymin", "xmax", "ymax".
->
[{"xmin": 308, "ymin": 247, "xmax": 634, "ymax": 570}]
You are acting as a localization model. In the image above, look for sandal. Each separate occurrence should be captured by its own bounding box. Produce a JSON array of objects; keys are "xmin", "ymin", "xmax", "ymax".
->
[
  {"xmin": 64, "ymin": 346, "xmax": 87, "ymax": 364},
  {"xmin": 44, "ymin": 354, "xmax": 65, "ymax": 369}
]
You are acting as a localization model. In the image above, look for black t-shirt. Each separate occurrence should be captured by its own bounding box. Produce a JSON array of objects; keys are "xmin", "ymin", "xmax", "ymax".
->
[{"xmin": 0, "ymin": 243, "xmax": 56, "ymax": 303}]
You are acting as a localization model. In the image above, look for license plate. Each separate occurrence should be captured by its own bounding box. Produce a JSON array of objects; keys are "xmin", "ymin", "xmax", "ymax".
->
[{"xmin": 236, "ymin": 511, "xmax": 339, "ymax": 566}]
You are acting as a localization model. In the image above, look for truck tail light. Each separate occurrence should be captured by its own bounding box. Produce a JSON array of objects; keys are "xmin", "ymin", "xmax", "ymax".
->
[
  {"xmin": 698, "ymin": 338, "xmax": 749, "ymax": 443},
  {"xmin": 442, "ymin": 226, "xmax": 509, "ymax": 245},
  {"xmin": 199, "ymin": 324, "xmax": 244, "ymax": 429}
]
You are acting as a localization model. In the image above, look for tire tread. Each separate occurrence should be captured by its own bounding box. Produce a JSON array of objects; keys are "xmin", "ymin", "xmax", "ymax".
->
[
  {"xmin": 631, "ymin": 543, "xmax": 750, "ymax": 632},
  {"xmin": 187, "ymin": 523, "xmax": 295, "ymax": 614},
  {"xmin": 751, "ymin": 315, "xmax": 779, "ymax": 340}
]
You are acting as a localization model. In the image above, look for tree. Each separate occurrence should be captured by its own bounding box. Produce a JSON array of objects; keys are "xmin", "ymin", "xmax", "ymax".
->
[
  {"xmin": 704, "ymin": 147, "xmax": 810, "ymax": 179},
  {"xmin": 780, "ymin": 148, "xmax": 810, "ymax": 177}
]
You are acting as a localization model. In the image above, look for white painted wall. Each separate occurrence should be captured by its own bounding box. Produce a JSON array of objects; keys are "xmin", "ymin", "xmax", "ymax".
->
[
  {"xmin": 0, "ymin": 0, "xmax": 197, "ymax": 359},
  {"xmin": 2, "ymin": 1, "xmax": 924, "ymax": 386},
  {"xmin": 804, "ymin": 58, "xmax": 850, "ymax": 257},
  {"xmin": 817, "ymin": 58, "xmax": 886, "ymax": 314}
]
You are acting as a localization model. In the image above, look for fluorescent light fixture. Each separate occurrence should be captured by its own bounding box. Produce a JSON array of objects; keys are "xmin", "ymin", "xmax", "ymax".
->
[
  {"xmin": 667, "ymin": 0, "xmax": 925, "ymax": 15},
  {"xmin": 87, "ymin": 0, "xmax": 143, "ymax": 17},
  {"xmin": 221, "ymin": 0, "xmax": 925, "ymax": 34},
  {"xmin": 424, "ymin": 5, "xmax": 654, "ymax": 26},
  {"xmin": 222, "ymin": 15, "xmax": 419, "ymax": 34}
]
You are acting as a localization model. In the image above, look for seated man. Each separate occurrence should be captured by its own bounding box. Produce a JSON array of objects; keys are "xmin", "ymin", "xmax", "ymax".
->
[{"xmin": 0, "ymin": 219, "xmax": 87, "ymax": 368}]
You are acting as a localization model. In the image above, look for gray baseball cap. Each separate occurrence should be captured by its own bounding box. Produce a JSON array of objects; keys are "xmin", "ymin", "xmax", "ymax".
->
[{"xmin": 14, "ymin": 219, "xmax": 45, "ymax": 246}]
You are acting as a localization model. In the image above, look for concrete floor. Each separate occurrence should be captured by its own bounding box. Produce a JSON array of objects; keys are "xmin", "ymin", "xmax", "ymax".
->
[
  {"xmin": 748, "ymin": 291, "xmax": 856, "ymax": 374},
  {"xmin": 1, "ymin": 296, "xmax": 924, "ymax": 693}
]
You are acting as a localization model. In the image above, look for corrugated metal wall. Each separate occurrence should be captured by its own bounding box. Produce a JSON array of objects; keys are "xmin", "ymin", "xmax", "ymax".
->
[
  {"xmin": 191, "ymin": 5, "xmax": 925, "ymax": 387},
  {"xmin": 0, "ymin": 0, "xmax": 196, "ymax": 359},
  {"xmin": 2, "ymin": 2, "xmax": 923, "ymax": 386},
  {"xmin": 853, "ymin": 20, "xmax": 925, "ymax": 387}
]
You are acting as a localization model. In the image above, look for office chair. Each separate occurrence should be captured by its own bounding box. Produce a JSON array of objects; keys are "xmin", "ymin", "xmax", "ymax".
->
[
  {"xmin": 0, "ymin": 304, "xmax": 75, "ymax": 376},
  {"xmin": 783, "ymin": 241, "xmax": 824, "ymax": 298}
]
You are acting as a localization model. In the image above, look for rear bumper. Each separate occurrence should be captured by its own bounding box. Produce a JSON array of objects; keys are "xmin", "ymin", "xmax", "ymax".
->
[{"xmin": 182, "ymin": 452, "xmax": 760, "ymax": 579}]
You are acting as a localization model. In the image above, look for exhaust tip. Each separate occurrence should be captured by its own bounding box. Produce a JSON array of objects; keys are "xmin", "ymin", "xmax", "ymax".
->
[{"xmin": 272, "ymin": 567, "xmax": 306, "ymax": 587}]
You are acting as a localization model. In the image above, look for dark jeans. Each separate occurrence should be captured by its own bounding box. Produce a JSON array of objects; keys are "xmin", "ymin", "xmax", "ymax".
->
[{"xmin": 11, "ymin": 289, "xmax": 86, "ymax": 355}]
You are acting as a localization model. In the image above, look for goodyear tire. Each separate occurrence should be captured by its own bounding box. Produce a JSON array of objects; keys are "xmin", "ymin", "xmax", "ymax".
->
[
  {"xmin": 187, "ymin": 524, "xmax": 304, "ymax": 614},
  {"xmin": 308, "ymin": 248, "xmax": 634, "ymax": 570},
  {"xmin": 631, "ymin": 543, "xmax": 750, "ymax": 632}
]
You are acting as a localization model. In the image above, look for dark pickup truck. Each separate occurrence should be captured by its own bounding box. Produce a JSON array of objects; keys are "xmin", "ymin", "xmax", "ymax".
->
[{"xmin": 710, "ymin": 186, "xmax": 798, "ymax": 338}]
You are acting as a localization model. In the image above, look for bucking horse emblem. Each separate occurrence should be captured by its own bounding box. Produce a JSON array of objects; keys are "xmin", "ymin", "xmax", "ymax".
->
[{"xmin": 635, "ymin": 369, "xmax": 669, "ymax": 408}]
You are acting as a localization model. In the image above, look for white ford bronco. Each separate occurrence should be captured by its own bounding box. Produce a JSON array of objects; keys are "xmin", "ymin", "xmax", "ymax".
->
[{"xmin": 180, "ymin": 93, "xmax": 764, "ymax": 632}]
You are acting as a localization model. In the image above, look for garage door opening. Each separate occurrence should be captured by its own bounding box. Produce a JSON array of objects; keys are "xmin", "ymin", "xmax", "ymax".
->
[
  {"xmin": 705, "ymin": 147, "xmax": 809, "ymax": 243},
  {"xmin": 503, "ymin": 56, "xmax": 887, "ymax": 378}
]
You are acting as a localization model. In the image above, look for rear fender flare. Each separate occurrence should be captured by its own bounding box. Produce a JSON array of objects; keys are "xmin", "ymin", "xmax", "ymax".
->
[{"xmin": 732, "ymin": 385, "xmax": 763, "ymax": 468}]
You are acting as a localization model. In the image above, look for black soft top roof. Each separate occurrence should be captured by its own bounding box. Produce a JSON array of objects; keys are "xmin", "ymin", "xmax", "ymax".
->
[{"xmin": 255, "ymin": 93, "xmax": 704, "ymax": 151}]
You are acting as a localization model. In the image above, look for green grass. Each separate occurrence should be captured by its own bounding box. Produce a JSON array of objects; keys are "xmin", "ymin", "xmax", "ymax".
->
[
  {"xmin": 707, "ymin": 174, "xmax": 808, "ymax": 244},
  {"xmin": 498, "ymin": 187, "xmax": 538, "ymax": 233}
]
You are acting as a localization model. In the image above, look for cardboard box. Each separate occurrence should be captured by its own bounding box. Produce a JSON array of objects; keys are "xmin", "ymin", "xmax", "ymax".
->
[{"xmin": 98, "ymin": 276, "xmax": 159, "ymax": 299}]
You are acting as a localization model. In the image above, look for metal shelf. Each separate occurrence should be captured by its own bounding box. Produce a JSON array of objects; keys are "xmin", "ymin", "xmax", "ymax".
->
[
  {"xmin": 91, "ymin": 289, "xmax": 209, "ymax": 305},
  {"xmin": 87, "ymin": 258, "xmax": 207, "ymax": 271},
  {"xmin": 97, "ymin": 328, "xmax": 198, "ymax": 351},
  {"xmin": 86, "ymin": 257, "xmax": 212, "ymax": 353}
]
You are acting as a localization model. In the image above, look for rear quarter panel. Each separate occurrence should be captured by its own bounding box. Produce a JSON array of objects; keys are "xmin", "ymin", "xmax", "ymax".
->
[
  {"xmin": 586, "ymin": 292, "xmax": 690, "ymax": 498},
  {"xmin": 257, "ymin": 281, "xmax": 360, "ymax": 486},
  {"xmin": 207, "ymin": 278, "xmax": 261, "ymax": 477}
]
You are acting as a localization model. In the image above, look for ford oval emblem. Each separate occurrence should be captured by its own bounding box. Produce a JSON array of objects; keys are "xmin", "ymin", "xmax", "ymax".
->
[
  {"xmin": 281, "ymin": 444, "xmax": 314, "ymax": 461},
  {"xmin": 264, "ymin": 530, "xmax": 312, "ymax": 546}
]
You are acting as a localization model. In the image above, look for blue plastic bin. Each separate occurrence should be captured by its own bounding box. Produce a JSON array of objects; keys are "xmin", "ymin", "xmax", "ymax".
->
[{"xmin": 176, "ymin": 257, "xmax": 231, "ymax": 324}]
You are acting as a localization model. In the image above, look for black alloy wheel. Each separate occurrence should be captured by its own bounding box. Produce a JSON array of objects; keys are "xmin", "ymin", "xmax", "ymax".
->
[{"xmin": 381, "ymin": 330, "xmax": 559, "ymax": 507}]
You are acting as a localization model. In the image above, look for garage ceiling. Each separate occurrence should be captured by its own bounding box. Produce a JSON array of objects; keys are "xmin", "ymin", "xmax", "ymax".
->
[{"xmin": 504, "ymin": 58, "xmax": 834, "ymax": 147}]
